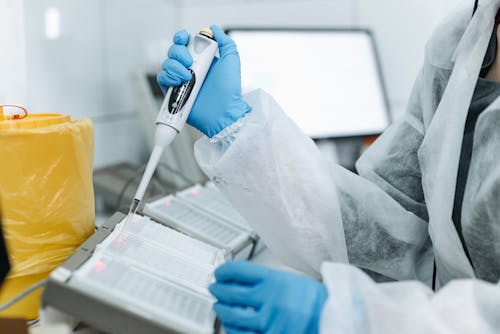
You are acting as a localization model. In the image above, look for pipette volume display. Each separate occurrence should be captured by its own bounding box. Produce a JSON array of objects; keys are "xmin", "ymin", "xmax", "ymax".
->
[{"xmin": 125, "ymin": 28, "xmax": 218, "ymax": 225}]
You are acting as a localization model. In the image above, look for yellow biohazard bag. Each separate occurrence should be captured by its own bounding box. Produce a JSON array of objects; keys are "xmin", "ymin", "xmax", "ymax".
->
[{"xmin": 0, "ymin": 106, "xmax": 95, "ymax": 320}]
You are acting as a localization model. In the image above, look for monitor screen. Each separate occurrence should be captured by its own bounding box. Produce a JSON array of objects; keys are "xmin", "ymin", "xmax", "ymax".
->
[{"xmin": 227, "ymin": 29, "xmax": 391, "ymax": 139}]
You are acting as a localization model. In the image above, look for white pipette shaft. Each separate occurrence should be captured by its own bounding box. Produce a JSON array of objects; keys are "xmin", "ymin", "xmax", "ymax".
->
[
  {"xmin": 122, "ymin": 126, "xmax": 176, "ymax": 233},
  {"xmin": 123, "ymin": 29, "xmax": 218, "ymax": 227},
  {"xmin": 127, "ymin": 125, "xmax": 177, "ymax": 216},
  {"xmin": 133, "ymin": 145, "xmax": 164, "ymax": 207}
]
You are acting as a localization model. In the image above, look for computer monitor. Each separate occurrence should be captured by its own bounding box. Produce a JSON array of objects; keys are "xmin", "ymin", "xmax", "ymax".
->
[{"xmin": 227, "ymin": 28, "xmax": 391, "ymax": 139}]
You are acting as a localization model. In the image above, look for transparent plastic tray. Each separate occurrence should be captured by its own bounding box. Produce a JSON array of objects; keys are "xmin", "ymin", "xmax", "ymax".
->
[
  {"xmin": 71, "ymin": 255, "xmax": 215, "ymax": 334},
  {"xmin": 99, "ymin": 232, "xmax": 215, "ymax": 293},
  {"xmin": 144, "ymin": 197, "xmax": 251, "ymax": 250},
  {"xmin": 177, "ymin": 185, "xmax": 252, "ymax": 232},
  {"xmin": 117, "ymin": 215, "xmax": 226, "ymax": 266}
]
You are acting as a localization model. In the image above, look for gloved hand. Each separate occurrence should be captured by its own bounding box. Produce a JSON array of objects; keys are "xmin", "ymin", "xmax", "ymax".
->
[
  {"xmin": 209, "ymin": 261, "xmax": 328, "ymax": 334},
  {"xmin": 157, "ymin": 25, "xmax": 251, "ymax": 138}
]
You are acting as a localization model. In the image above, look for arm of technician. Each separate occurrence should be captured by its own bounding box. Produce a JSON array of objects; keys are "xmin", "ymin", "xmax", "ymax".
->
[
  {"xmin": 206, "ymin": 260, "xmax": 500, "ymax": 334},
  {"xmin": 158, "ymin": 26, "xmax": 430, "ymax": 280},
  {"xmin": 158, "ymin": 25, "xmax": 500, "ymax": 334},
  {"xmin": 319, "ymin": 262, "xmax": 500, "ymax": 333}
]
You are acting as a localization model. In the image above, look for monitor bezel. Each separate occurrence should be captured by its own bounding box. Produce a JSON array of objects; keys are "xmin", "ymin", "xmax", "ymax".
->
[{"xmin": 225, "ymin": 27, "xmax": 392, "ymax": 140}]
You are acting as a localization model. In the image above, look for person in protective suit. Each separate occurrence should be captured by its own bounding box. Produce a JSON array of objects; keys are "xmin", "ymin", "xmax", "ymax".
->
[{"xmin": 157, "ymin": 0, "xmax": 500, "ymax": 332}]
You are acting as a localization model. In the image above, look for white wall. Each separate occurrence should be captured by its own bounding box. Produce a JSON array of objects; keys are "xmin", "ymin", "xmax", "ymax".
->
[
  {"xmin": 23, "ymin": 0, "xmax": 176, "ymax": 167},
  {"xmin": 97, "ymin": 0, "xmax": 177, "ymax": 167},
  {"xmin": 176, "ymin": 0, "xmax": 353, "ymax": 31},
  {"xmin": 357, "ymin": 0, "xmax": 464, "ymax": 117},
  {"xmin": 0, "ymin": 0, "xmax": 26, "ymax": 105},
  {"xmin": 24, "ymin": 0, "xmax": 103, "ymax": 119},
  {"xmin": 18, "ymin": 0, "xmax": 466, "ymax": 168}
]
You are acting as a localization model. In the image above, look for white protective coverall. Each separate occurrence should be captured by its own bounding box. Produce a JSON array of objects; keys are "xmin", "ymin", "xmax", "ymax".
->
[{"xmin": 194, "ymin": 1, "xmax": 500, "ymax": 332}]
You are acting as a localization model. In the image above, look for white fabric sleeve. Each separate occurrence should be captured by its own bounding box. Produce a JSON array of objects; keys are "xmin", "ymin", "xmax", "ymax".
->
[
  {"xmin": 320, "ymin": 262, "xmax": 500, "ymax": 333},
  {"xmin": 195, "ymin": 89, "xmax": 348, "ymax": 277},
  {"xmin": 194, "ymin": 89, "xmax": 429, "ymax": 280}
]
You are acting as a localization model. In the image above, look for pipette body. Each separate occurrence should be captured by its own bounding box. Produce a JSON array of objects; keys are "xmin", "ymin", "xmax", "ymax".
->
[{"xmin": 125, "ymin": 29, "xmax": 219, "ymax": 221}]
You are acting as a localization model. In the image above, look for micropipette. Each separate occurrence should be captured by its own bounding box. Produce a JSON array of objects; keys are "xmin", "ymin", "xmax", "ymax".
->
[{"xmin": 123, "ymin": 28, "xmax": 219, "ymax": 227}]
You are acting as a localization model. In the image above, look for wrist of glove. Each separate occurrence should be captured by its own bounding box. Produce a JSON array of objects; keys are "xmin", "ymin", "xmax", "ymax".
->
[
  {"xmin": 188, "ymin": 94, "xmax": 251, "ymax": 138},
  {"xmin": 209, "ymin": 261, "xmax": 328, "ymax": 334}
]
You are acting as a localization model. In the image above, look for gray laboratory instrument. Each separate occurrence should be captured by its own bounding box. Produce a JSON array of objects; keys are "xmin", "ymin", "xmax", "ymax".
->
[
  {"xmin": 42, "ymin": 213, "xmax": 224, "ymax": 334},
  {"xmin": 42, "ymin": 184, "xmax": 264, "ymax": 333}
]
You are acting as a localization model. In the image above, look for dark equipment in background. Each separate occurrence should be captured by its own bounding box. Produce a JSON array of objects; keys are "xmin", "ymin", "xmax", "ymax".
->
[{"xmin": 0, "ymin": 211, "xmax": 9, "ymax": 287}]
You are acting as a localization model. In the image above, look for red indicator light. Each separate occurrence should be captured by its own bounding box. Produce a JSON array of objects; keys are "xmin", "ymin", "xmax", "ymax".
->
[
  {"xmin": 95, "ymin": 260, "xmax": 106, "ymax": 272},
  {"xmin": 164, "ymin": 200, "xmax": 172, "ymax": 207},
  {"xmin": 191, "ymin": 189, "xmax": 201, "ymax": 196}
]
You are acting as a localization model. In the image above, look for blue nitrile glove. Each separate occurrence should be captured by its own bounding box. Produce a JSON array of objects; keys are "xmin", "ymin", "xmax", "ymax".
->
[
  {"xmin": 157, "ymin": 25, "xmax": 251, "ymax": 138},
  {"xmin": 209, "ymin": 261, "xmax": 328, "ymax": 334}
]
